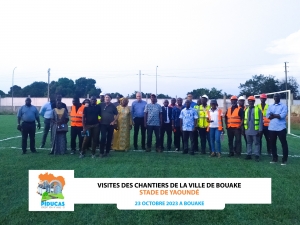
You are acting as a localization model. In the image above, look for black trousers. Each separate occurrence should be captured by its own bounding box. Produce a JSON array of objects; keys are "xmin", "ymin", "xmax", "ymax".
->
[
  {"xmin": 70, "ymin": 126, "xmax": 83, "ymax": 151},
  {"xmin": 198, "ymin": 127, "xmax": 211, "ymax": 153},
  {"xmin": 133, "ymin": 117, "xmax": 146, "ymax": 148},
  {"xmin": 174, "ymin": 127, "xmax": 184, "ymax": 150},
  {"xmin": 183, "ymin": 131, "xmax": 194, "ymax": 153},
  {"xmin": 100, "ymin": 124, "xmax": 114, "ymax": 154},
  {"xmin": 147, "ymin": 126, "xmax": 160, "ymax": 148},
  {"xmin": 193, "ymin": 129, "xmax": 199, "ymax": 151},
  {"xmin": 227, "ymin": 128, "xmax": 242, "ymax": 154},
  {"xmin": 41, "ymin": 118, "xmax": 51, "ymax": 146},
  {"xmin": 21, "ymin": 121, "xmax": 36, "ymax": 152},
  {"xmin": 260, "ymin": 126, "xmax": 271, "ymax": 154},
  {"xmin": 269, "ymin": 129, "xmax": 288, "ymax": 162},
  {"xmin": 160, "ymin": 123, "xmax": 172, "ymax": 150},
  {"xmin": 82, "ymin": 124, "xmax": 99, "ymax": 155}
]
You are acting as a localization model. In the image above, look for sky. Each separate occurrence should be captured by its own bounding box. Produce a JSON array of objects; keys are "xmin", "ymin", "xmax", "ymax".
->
[{"xmin": 1, "ymin": 0, "xmax": 300, "ymax": 98}]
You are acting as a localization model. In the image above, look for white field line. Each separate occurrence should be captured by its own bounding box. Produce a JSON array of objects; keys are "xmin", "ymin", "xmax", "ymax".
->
[
  {"xmin": 0, "ymin": 129, "xmax": 44, "ymax": 142},
  {"xmin": 1, "ymin": 146, "xmax": 300, "ymax": 158}
]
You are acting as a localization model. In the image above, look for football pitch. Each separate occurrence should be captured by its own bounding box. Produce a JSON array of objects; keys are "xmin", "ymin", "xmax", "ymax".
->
[{"xmin": 1, "ymin": 115, "xmax": 300, "ymax": 225}]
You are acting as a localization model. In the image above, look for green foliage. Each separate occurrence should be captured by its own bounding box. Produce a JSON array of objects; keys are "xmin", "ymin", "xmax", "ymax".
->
[
  {"xmin": 278, "ymin": 76, "xmax": 300, "ymax": 99},
  {"xmin": 22, "ymin": 82, "xmax": 48, "ymax": 97},
  {"xmin": 42, "ymin": 192, "xmax": 48, "ymax": 197},
  {"xmin": 0, "ymin": 90, "xmax": 6, "ymax": 97},
  {"xmin": 239, "ymin": 74, "xmax": 280, "ymax": 97},
  {"xmin": 187, "ymin": 88, "xmax": 225, "ymax": 99},
  {"xmin": 7, "ymin": 85, "xmax": 23, "ymax": 97}
]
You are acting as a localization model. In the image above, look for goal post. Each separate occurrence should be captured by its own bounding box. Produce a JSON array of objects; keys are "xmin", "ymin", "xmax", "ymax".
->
[{"xmin": 254, "ymin": 90, "xmax": 291, "ymax": 135}]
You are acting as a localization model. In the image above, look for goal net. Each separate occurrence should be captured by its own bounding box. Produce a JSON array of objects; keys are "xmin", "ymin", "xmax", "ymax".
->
[{"xmin": 254, "ymin": 90, "xmax": 299, "ymax": 137}]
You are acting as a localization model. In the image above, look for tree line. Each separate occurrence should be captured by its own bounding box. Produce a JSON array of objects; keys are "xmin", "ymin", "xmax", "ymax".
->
[{"xmin": 0, "ymin": 75, "xmax": 299, "ymax": 99}]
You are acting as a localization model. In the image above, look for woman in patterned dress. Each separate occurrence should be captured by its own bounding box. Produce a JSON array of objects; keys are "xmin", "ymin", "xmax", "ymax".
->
[{"xmin": 112, "ymin": 98, "xmax": 132, "ymax": 151}]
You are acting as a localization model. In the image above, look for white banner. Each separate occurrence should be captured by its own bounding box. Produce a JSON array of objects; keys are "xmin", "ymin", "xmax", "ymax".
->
[{"xmin": 28, "ymin": 170, "xmax": 271, "ymax": 211}]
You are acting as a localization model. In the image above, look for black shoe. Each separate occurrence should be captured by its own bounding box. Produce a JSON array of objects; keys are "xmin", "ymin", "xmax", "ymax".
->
[
  {"xmin": 22, "ymin": 151, "xmax": 26, "ymax": 155},
  {"xmin": 245, "ymin": 155, "xmax": 252, "ymax": 160},
  {"xmin": 142, "ymin": 147, "xmax": 146, "ymax": 150},
  {"xmin": 228, "ymin": 153, "xmax": 234, "ymax": 157},
  {"xmin": 270, "ymin": 159, "xmax": 278, "ymax": 164},
  {"xmin": 40, "ymin": 144, "xmax": 45, "ymax": 148},
  {"xmin": 31, "ymin": 150, "xmax": 38, "ymax": 153},
  {"xmin": 182, "ymin": 151, "xmax": 188, "ymax": 154},
  {"xmin": 189, "ymin": 152, "xmax": 195, "ymax": 155},
  {"xmin": 167, "ymin": 148, "xmax": 171, "ymax": 151},
  {"xmin": 134, "ymin": 146, "xmax": 138, "ymax": 150},
  {"xmin": 200, "ymin": 151, "xmax": 206, "ymax": 155},
  {"xmin": 255, "ymin": 156, "xmax": 259, "ymax": 162},
  {"xmin": 70, "ymin": 150, "xmax": 75, "ymax": 155},
  {"xmin": 49, "ymin": 152, "xmax": 54, "ymax": 155}
]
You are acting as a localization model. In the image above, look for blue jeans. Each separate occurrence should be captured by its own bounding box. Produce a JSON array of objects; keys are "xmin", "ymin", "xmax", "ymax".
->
[{"xmin": 209, "ymin": 128, "xmax": 221, "ymax": 153}]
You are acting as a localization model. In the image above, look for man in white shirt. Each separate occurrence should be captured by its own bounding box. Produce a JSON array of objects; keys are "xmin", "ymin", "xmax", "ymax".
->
[{"xmin": 39, "ymin": 98, "xmax": 55, "ymax": 148}]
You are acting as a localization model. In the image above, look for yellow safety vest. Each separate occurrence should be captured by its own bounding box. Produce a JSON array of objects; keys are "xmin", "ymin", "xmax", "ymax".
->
[
  {"xmin": 97, "ymin": 99, "xmax": 101, "ymax": 120},
  {"xmin": 194, "ymin": 105, "xmax": 210, "ymax": 128},
  {"xmin": 244, "ymin": 106, "xmax": 260, "ymax": 130},
  {"xmin": 257, "ymin": 104, "xmax": 270, "ymax": 127}
]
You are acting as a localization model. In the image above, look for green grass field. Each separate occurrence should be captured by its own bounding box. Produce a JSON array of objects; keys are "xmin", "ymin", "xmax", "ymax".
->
[{"xmin": 1, "ymin": 115, "xmax": 300, "ymax": 225}]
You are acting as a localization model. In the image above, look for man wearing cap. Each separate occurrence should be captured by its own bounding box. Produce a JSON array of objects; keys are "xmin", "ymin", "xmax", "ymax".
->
[
  {"xmin": 17, "ymin": 98, "xmax": 41, "ymax": 154},
  {"xmin": 266, "ymin": 93, "xmax": 288, "ymax": 165},
  {"xmin": 144, "ymin": 94, "xmax": 162, "ymax": 152},
  {"xmin": 195, "ymin": 95, "xmax": 211, "ymax": 154},
  {"xmin": 132, "ymin": 92, "xmax": 147, "ymax": 150},
  {"xmin": 225, "ymin": 95, "xmax": 244, "ymax": 157},
  {"xmin": 243, "ymin": 96, "xmax": 263, "ymax": 162},
  {"xmin": 258, "ymin": 94, "xmax": 271, "ymax": 155}
]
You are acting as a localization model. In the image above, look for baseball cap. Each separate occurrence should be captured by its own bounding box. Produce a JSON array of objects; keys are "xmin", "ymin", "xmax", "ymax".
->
[{"xmin": 210, "ymin": 99, "xmax": 217, "ymax": 104}]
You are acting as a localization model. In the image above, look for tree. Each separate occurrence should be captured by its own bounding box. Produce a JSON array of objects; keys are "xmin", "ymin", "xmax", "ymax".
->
[
  {"xmin": 50, "ymin": 78, "xmax": 75, "ymax": 97},
  {"xmin": 187, "ymin": 88, "xmax": 225, "ymax": 99},
  {"xmin": 22, "ymin": 82, "xmax": 48, "ymax": 97},
  {"xmin": 239, "ymin": 75, "xmax": 280, "ymax": 97},
  {"xmin": 74, "ymin": 77, "xmax": 101, "ymax": 98},
  {"xmin": 278, "ymin": 76, "xmax": 300, "ymax": 99},
  {"xmin": 157, "ymin": 94, "xmax": 172, "ymax": 99},
  {"xmin": 129, "ymin": 91, "xmax": 151, "ymax": 99},
  {"xmin": 0, "ymin": 90, "xmax": 6, "ymax": 97},
  {"xmin": 109, "ymin": 92, "xmax": 123, "ymax": 98},
  {"xmin": 7, "ymin": 85, "xmax": 23, "ymax": 97}
]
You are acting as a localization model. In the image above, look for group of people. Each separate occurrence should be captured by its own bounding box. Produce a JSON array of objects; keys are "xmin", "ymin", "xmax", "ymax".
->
[{"xmin": 17, "ymin": 91, "xmax": 289, "ymax": 165}]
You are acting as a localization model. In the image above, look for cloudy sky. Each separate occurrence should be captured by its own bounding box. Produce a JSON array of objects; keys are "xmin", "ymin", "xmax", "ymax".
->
[{"xmin": 1, "ymin": 0, "xmax": 300, "ymax": 98}]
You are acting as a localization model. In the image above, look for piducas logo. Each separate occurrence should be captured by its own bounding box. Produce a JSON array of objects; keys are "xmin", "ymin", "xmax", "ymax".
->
[{"xmin": 37, "ymin": 172, "xmax": 66, "ymax": 208}]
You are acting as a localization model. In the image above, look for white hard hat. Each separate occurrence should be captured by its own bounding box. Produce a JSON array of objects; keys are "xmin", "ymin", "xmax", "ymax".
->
[
  {"xmin": 238, "ymin": 96, "xmax": 245, "ymax": 100},
  {"xmin": 99, "ymin": 92, "xmax": 105, "ymax": 96},
  {"xmin": 201, "ymin": 94, "xmax": 209, "ymax": 99}
]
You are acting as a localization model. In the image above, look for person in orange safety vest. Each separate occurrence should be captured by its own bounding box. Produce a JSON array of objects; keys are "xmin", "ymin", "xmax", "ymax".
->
[{"xmin": 70, "ymin": 97, "xmax": 85, "ymax": 154}]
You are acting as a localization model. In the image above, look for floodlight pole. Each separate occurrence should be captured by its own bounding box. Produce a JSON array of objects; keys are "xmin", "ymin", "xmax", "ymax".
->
[{"xmin": 284, "ymin": 62, "xmax": 288, "ymax": 103}]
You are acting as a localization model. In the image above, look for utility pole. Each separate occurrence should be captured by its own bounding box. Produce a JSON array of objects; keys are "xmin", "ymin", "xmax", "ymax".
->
[
  {"xmin": 284, "ymin": 62, "xmax": 289, "ymax": 103},
  {"xmin": 48, "ymin": 68, "xmax": 50, "ymax": 102}
]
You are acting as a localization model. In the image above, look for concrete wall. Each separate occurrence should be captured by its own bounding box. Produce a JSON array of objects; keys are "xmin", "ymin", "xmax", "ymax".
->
[{"xmin": 1, "ymin": 97, "xmax": 300, "ymax": 115}]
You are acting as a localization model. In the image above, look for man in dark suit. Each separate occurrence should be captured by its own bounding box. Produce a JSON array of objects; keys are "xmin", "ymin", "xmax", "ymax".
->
[{"xmin": 160, "ymin": 100, "xmax": 173, "ymax": 151}]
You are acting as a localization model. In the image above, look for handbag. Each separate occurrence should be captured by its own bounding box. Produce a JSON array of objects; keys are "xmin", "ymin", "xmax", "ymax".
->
[{"xmin": 57, "ymin": 124, "xmax": 68, "ymax": 132}]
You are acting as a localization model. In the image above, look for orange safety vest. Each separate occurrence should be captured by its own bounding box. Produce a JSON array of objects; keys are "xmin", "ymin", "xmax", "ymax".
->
[
  {"xmin": 70, "ymin": 105, "xmax": 85, "ymax": 127},
  {"xmin": 226, "ymin": 107, "xmax": 242, "ymax": 128},
  {"xmin": 206, "ymin": 109, "xmax": 223, "ymax": 132},
  {"xmin": 257, "ymin": 104, "xmax": 270, "ymax": 127}
]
